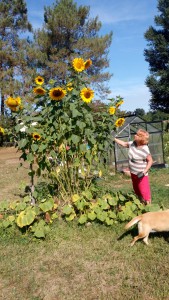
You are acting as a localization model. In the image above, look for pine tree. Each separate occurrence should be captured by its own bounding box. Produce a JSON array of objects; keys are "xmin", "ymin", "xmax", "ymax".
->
[
  {"xmin": 34, "ymin": 0, "xmax": 113, "ymax": 96},
  {"xmin": 144, "ymin": 0, "xmax": 169, "ymax": 113},
  {"xmin": 0, "ymin": 0, "xmax": 32, "ymax": 115}
]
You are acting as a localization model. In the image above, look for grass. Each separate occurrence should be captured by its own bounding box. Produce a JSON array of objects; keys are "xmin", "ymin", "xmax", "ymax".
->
[{"xmin": 0, "ymin": 148, "xmax": 169, "ymax": 300}]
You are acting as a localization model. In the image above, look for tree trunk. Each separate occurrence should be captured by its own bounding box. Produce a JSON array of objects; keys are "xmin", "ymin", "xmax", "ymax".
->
[{"xmin": 1, "ymin": 94, "xmax": 4, "ymax": 116}]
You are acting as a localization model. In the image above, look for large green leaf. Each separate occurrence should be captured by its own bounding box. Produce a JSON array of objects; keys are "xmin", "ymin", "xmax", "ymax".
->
[
  {"xmin": 2, "ymin": 220, "xmax": 12, "ymax": 228},
  {"xmin": 31, "ymin": 144, "xmax": 39, "ymax": 152},
  {"xmin": 39, "ymin": 198, "xmax": 54, "ymax": 212},
  {"xmin": 31, "ymin": 220, "xmax": 50, "ymax": 238},
  {"xmin": 76, "ymin": 121, "xmax": 86, "ymax": 130},
  {"xmin": 18, "ymin": 139, "xmax": 28, "ymax": 149},
  {"xmin": 65, "ymin": 213, "xmax": 76, "ymax": 221},
  {"xmin": 87, "ymin": 211, "xmax": 96, "ymax": 221},
  {"xmin": 79, "ymin": 143, "xmax": 87, "ymax": 153},
  {"xmin": 73, "ymin": 158, "xmax": 80, "ymax": 167},
  {"xmin": 108, "ymin": 197, "xmax": 118, "ymax": 206},
  {"xmin": 78, "ymin": 214, "xmax": 87, "ymax": 224},
  {"xmin": 72, "ymin": 108, "xmax": 82, "ymax": 118},
  {"xmin": 75, "ymin": 200, "xmax": 86, "ymax": 211},
  {"xmin": 0, "ymin": 201, "xmax": 8, "ymax": 211},
  {"xmin": 71, "ymin": 134, "xmax": 80, "ymax": 144},
  {"xmin": 105, "ymin": 217, "xmax": 114, "ymax": 226},
  {"xmin": 117, "ymin": 211, "xmax": 126, "ymax": 222},
  {"xmin": 62, "ymin": 205, "xmax": 73, "ymax": 215},
  {"xmin": 145, "ymin": 204, "xmax": 161, "ymax": 212},
  {"xmin": 27, "ymin": 152, "xmax": 35, "ymax": 163},
  {"xmin": 34, "ymin": 228, "xmax": 45, "ymax": 238},
  {"xmin": 108, "ymin": 211, "xmax": 116, "ymax": 219},
  {"xmin": 82, "ymin": 190, "xmax": 93, "ymax": 200},
  {"xmin": 72, "ymin": 194, "xmax": 81, "ymax": 202},
  {"xmin": 39, "ymin": 144, "xmax": 47, "ymax": 152},
  {"xmin": 16, "ymin": 208, "xmax": 36, "ymax": 228},
  {"xmin": 118, "ymin": 194, "xmax": 126, "ymax": 201},
  {"xmin": 16, "ymin": 202, "xmax": 27, "ymax": 211},
  {"xmin": 97, "ymin": 211, "xmax": 107, "ymax": 222}
]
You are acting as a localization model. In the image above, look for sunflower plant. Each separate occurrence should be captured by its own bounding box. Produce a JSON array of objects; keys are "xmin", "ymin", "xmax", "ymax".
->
[{"xmin": 6, "ymin": 57, "xmax": 124, "ymax": 203}]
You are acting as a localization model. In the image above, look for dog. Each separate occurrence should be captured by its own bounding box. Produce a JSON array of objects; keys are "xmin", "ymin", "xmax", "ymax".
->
[{"xmin": 125, "ymin": 209, "xmax": 169, "ymax": 246}]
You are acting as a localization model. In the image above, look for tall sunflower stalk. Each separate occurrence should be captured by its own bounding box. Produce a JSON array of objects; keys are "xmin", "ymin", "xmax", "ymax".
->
[{"xmin": 5, "ymin": 58, "xmax": 125, "ymax": 203}]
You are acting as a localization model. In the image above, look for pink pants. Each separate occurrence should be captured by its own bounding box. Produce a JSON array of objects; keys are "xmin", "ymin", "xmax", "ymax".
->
[{"xmin": 131, "ymin": 173, "xmax": 151, "ymax": 203}]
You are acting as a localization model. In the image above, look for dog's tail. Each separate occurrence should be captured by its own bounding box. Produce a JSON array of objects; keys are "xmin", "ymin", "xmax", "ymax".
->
[{"xmin": 125, "ymin": 215, "xmax": 142, "ymax": 230}]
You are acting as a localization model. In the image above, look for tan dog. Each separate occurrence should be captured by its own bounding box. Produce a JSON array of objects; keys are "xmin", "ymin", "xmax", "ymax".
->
[{"xmin": 125, "ymin": 210, "xmax": 169, "ymax": 246}]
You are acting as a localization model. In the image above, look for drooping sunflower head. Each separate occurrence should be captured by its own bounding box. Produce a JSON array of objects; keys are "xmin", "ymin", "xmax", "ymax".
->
[
  {"xmin": 0, "ymin": 127, "xmax": 5, "ymax": 135},
  {"xmin": 33, "ymin": 87, "xmax": 46, "ymax": 96},
  {"xmin": 80, "ymin": 87, "xmax": 94, "ymax": 103},
  {"xmin": 72, "ymin": 58, "xmax": 85, "ymax": 72},
  {"xmin": 109, "ymin": 106, "xmax": 116, "ymax": 115},
  {"xmin": 5, "ymin": 96, "xmax": 21, "ymax": 111},
  {"xmin": 116, "ymin": 100, "xmax": 124, "ymax": 108},
  {"xmin": 35, "ymin": 76, "xmax": 44, "ymax": 85},
  {"xmin": 84, "ymin": 59, "xmax": 92, "ymax": 70},
  {"xmin": 32, "ymin": 132, "xmax": 41, "ymax": 141},
  {"xmin": 115, "ymin": 118, "xmax": 125, "ymax": 127},
  {"xmin": 15, "ymin": 97, "xmax": 21, "ymax": 106},
  {"xmin": 49, "ymin": 87, "xmax": 66, "ymax": 101},
  {"xmin": 67, "ymin": 82, "xmax": 73, "ymax": 92}
]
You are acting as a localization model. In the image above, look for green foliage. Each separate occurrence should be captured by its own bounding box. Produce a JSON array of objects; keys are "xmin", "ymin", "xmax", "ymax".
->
[
  {"xmin": 164, "ymin": 132, "xmax": 169, "ymax": 163},
  {"xmin": 0, "ymin": 189, "xmax": 162, "ymax": 239},
  {"xmin": 144, "ymin": 0, "xmax": 169, "ymax": 112},
  {"xmin": 9, "ymin": 58, "xmax": 124, "ymax": 202},
  {"xmin": 0, "ymin": 195, "xmax": 58, "ymax": 239},
  {"xmin": 0, "ymin": 0, "xmax": 32, "ymax": 114},
  {"xmin": 35, "ymin": 0, "xmax": 113, "ymax": 94}
]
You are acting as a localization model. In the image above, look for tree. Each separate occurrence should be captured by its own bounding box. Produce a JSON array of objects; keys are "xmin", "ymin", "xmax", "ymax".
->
[
  {"xmin": 34, "ymin": 0, "xmax": 113, "ymax": 97},
  {"xmin": 144, "ymin": 0, "xmax": 169, "ymax": 113},
  {"xmin": 134, "ymin": 108, "xmax": 145, "ymax": 116},
  {"xmin": 0, "ymin": 0, "xmax": 32, "ymax": 115}
]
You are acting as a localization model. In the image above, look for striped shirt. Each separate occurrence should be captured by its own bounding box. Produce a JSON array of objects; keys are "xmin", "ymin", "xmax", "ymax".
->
[{"xmin": 128, "ymin": 141, "xmax": 150, "ymax": 175}]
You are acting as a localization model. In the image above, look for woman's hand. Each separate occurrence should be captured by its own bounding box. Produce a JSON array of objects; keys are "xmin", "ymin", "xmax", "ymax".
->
[
  {"xmin": 114, "ymin": 138, "xmax": 129, "ymax": 148},
  {"xmin": 143, "ymin": 154, "xmax": 153, "ymax": 174}
]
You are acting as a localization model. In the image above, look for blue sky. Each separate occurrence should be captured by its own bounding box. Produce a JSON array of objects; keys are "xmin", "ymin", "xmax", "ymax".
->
[{"xmin": 26, "ymin": 0, "xmax": 158, "ymax": 112}]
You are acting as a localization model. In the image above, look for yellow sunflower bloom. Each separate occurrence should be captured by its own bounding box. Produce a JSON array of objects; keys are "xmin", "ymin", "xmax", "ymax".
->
[
  {"xmin": 67, "ymin": 82, "xmax": 73, "ymax": 91},
  {"xmin": 72, "ymin": 58, "xmax": 85, "ymax": 72},
  {"xmin": 98, "ymin": 170, "xmax": 102, "ymax": 178},
  {"xmin": 49, "ymin": 87, "xmax": 66, "ymax": 101},
  {"xmin": 80, "ymin": 87, "xmax": 94, "ymax": 103},
  {"xmin": 116, "ymin": 100, "xmax": 124, "ymax": 108},
  {"xmin": 84, "ymin": 59, "xmax": 92, "ymax": 70},
  {"xmin": 33, "ymin": 87, "xmax": 46, "ymax": 96},
  {"xmin": 32, "ymin": 132, "xmax": 41, "ymax": 141},
  {"xmin": 5, "ymin": 96, "xmax": 21, "ymax": 111},
  {"xmin": 15, "ymin": 97, "xmax": 21, "ymax": 106},
  {"xmin": 109, "ymin": 106, "xmax": 116, "ymax": 115},
  {"xmin": 35, "ymin": 76, "xmax": 44, "ymax": 85},
  {"xmin": 0, "ymin": 127, "xmax": 5, "ymax": 135},
  {"xmin": 115, "ymin": 118, "xmax": 125, "ymax": 127}
]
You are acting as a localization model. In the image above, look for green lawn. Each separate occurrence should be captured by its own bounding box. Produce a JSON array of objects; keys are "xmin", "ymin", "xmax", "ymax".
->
[{"xmin": 0, "ymin": 148, "xmax": 169, "ymax": 300}]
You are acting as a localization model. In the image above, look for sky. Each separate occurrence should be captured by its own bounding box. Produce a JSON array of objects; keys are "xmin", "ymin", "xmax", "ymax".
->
[{"xmin": 26, "ymin": 0, "xmax": 158, "ymax": 112}]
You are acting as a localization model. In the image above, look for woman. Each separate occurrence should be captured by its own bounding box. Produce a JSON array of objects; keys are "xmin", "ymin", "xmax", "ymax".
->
[{"xmin": 114, "ymin": 129, "xmax": 153, "ymax": 204}]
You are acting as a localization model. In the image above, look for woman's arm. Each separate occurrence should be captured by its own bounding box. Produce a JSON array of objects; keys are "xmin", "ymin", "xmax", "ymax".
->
[
  {"xmin": 143, "ymin": 154, "xmax": 153, "ymax": 175},
  {"xmin": 114, "ymin": 137, "xmax": 129, "ymax": 148}
]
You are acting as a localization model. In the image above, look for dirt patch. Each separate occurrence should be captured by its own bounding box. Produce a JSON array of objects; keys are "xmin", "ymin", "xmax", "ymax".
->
[
  {"xmin": 0, "ymin": 146, "xmax": 20, "ymax": 158},
  {"xmin": 0, "ymin": 147, "xmax": 30, "ymax": 201}
]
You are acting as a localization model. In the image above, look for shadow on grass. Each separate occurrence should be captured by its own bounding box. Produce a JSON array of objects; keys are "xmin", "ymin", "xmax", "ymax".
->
[
  {"xmin": 117, "ymin": 227, "xmax": 169, "ymax": 244},
  {"xmin": 116, "ymin": 227, "xmax": 138, "ymax": 241}
]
